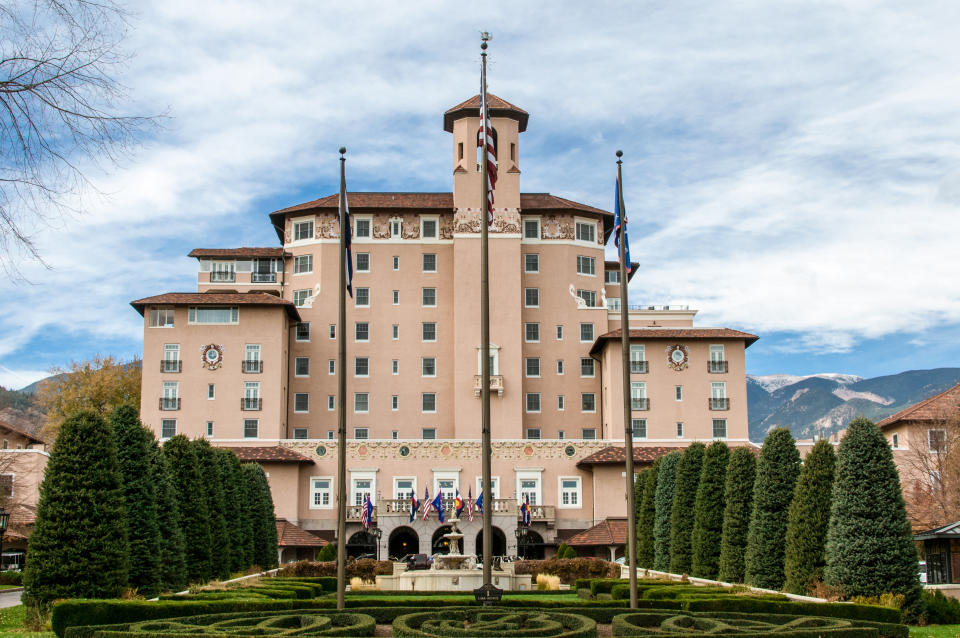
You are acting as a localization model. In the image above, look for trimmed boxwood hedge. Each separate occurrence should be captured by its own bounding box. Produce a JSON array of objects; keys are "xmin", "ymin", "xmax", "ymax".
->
[
  {"xmin": 393, "ymin": 609, "xmax": 596, "ymax": 638},
  {"xmin": 65, "ymin": 610, "xmax": 375, "ymax": 637},
  {"xmin": 610, "ymin": 611, "xmax": 887, "ymax": 637}
]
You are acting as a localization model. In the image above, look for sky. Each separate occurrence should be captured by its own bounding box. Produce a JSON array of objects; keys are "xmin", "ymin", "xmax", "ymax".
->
[{"xmin": 1, "ymin": 0, "xmax": 959, "ymax": 389}]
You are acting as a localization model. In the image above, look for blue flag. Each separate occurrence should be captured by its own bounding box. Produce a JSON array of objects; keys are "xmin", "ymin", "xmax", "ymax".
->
[
  {"xmin": 409, "ymin": 491, "xmax": 420, "ymax": 523},
  {"xmin": 614, "ymin": 175, "xmax": 632, "ymax": 274},
  {"xmin": 475, "ymin": 490, "xmax": 483, "ymax": 514},
  {"xmin": 431, "ymin": 490, "xmax": 444, "ymax": 523}
]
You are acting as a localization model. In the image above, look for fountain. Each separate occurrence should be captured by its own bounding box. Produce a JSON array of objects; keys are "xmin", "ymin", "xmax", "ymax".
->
[{"xmin": 432, "ymin": 517, "xmax": 473, "ymax": 571}]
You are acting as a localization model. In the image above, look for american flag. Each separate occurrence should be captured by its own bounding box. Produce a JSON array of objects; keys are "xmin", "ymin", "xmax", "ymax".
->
[
  {"xmin": 465, "ymin": 487, "xmax": 474, "ymax": 522},
  {"xmin": 478, "ymin": 96, "xmax": 497, "ymax": 226},
  {"xmin": 422, "ymin": 487, "xmax": 432, "ymax": 521},
  {"xmin": 360, "ymin": 494, "xmax": 373, "ymax": 529},
  {"xmin": 614, "ymin": 174, "xmax": 632, "ymax": 274},
  {"xmin": 338, "ymin": 186, "xmax": 354, "ymax": 298},
  {"xmin": 520, "ymin": 494, "xmax": 531, "ymax": 527},
  {"xmin": 408, "ymin": 491, "xmax": 420, "ymax": 524}
]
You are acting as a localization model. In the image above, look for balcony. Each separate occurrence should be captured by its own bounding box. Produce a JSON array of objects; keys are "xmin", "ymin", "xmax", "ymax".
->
[
  {"xmin": 630, "ymin": 360, "xmax": 648, "ymax": 374},
  {"xmin": 373, "ymin": 498, "xmax": 555, "ymax": 525},
  {"xmin": 708, "ymin": 360, "xmax": 729, "ymax": 374},
  {"xmin": 474, "ymin": 375, "xmax": 505, "ymax": 398},
  {"xmin": 161, "ymin": 360, "xmax": 182, "ymax": 373},
  {"xmin": 209, "ymin": 271, "xmax": 235, "ymax": 283},
  {"xmin": 241, "ymin": 397, "xmax": 262, "ymax": 411},
  {"xmin": 709, "ymin": 397, "xmax": 730, "ymax": 411},
  {"xmin": 631, "ymin": 397, "xmax": 650, "ymax": 411},
  {"xmin": 242, "ymin": 360, "xmax": 263, "ymax": 374},
  {"xmin": 251, "ymin": 272, "xmax": 277, "ymax": 283},
  {"xmin": 159, "ymin": 397, "xmax": 180, "ymax": 411}
]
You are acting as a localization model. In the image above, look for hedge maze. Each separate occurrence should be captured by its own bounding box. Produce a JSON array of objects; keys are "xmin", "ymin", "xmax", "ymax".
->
[
  {"xmin": 393, "ymin": 609, "xmax": 596, "ymax": 638},
  {"xmin": 67, "ymin": 610, "xmax": 375, "ymax": 637}
]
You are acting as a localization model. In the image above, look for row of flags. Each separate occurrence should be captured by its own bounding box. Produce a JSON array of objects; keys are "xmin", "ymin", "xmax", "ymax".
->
[{"xmin": 358, "ymin": 489, "xmax": 533, "ymax": 528}]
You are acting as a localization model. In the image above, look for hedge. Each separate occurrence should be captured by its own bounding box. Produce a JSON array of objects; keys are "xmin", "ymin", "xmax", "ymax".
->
[
  {"xmin": 277, "ymin": 559, "xmax": 393, "ymax": 581},
  {"xmin": 610, "ymin": 611, "xmax": 889, "ymax": 637},
  {"xmin": 514, "ymin": 558, "xmax": 619, "ymax": 585},
  {"xmin": 393, "ymin": 609, "xmax": 596, "ymax": 638}
]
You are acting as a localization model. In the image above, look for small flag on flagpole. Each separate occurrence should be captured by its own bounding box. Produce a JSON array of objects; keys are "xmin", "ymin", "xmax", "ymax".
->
[
  {"xmin": 613, "ymin": 173, "xmax": 632, "ymax": 274},
  {"xmin": 455, "ymin": 489, "xmax": 464, "ymax": 519},
  {"xmin": 475, "ymin": 490, "xmax": 483, "ymax": 515},
  {"xmin": 479, "ymin": 97, "xmax": 498, "ymax": 226},
  {"xmin": 409, "ymin": 490, "xmax": 420, "ymax": 524},
  {"xmin": 432, "ymin": 490, "xmax": 445, "ymax": 524},
  {"xmin": 338, "ymin": 184, "xmax": 354, "ymax": 297},
  {"xmin": 422, "ymin": 487, "xmax": 432, "ymax": 521},
  {"xmin": 361, "ymin": 494, "xmax": 373, "ymax": 529},
  {"xmin": 466, "ymin": 487, "xmax": 475, "ymax": 522},
  {"xmin": 520, "ymin": 494, "xmax": 531, "ymax": 528}
]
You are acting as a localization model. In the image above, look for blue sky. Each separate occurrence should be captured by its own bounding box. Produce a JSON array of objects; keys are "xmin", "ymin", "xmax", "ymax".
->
[{"xmin": 2, "ymin": 1, "xmax": 960, "ymax": 389}]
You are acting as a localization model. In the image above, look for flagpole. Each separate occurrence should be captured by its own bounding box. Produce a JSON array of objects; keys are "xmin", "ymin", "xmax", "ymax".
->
[
  {"xmin": 336, "ymin": 147, "xmax": 348, "ymax": 611},
  {"xmin": 617, "ymin": 150, "xmax": 639, "ymax": 609},
  {"xmin": 479, "ymin": 32, "xmax": 493, "ymax": 594}
]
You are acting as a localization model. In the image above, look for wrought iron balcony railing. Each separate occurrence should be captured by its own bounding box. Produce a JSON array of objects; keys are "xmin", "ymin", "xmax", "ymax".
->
[
  {"xmin": 631, "ymin": 397, "xmax": 650, "ymax": 411},
  {"xmin": 709, "ymin": 397, "xmax": 730, "ymax": 411},
  {"xmin": 242, "ymin": 397, "xmax": 262, "ymax": 411},
  {"xmin": 209, "ymin": 271, "xmax": 235, "ymax": 282},
  {"xmin": 708, "ymin": 360, "xmax": 729, "ymax": 373},
  {"xmin": 159, "ymin": 397, "xmax": 180, "ymax": 411},
  {"xmin": 251, "ymin": 273, "xmax": 277, "ymax": 283},
  {"xmin": 630, "ymin": 360, "xmax": 648, "ymax": 374},
  {"xmin": 161, "ymin": 360, "xmax": 182, "ymax": 373},
  {"xmin": 242, "ymin": 360, "xmax": 263, "ymax": 373}
]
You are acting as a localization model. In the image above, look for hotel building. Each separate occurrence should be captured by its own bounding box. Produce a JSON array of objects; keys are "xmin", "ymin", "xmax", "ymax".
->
[{"xmin": 133, "ymin": 94, "xmax": 758, "ymax": 562}]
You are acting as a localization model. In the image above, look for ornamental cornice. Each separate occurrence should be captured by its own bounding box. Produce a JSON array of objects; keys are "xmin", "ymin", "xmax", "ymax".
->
[{"xmin": 281, "ymin": 439, "xmax": 611, "ymax": 463}]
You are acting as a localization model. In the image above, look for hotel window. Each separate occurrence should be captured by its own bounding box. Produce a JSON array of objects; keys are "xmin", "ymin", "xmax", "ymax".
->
[
  {"xmin": 577, "ymin": 289, "xmax": 597, "ymax": 307},
  {"xmin": 929, "ymin": 429, "xmax": 947, "ymax": 453},
  {"xmin": 526, "ymin": 428, "xmax": 541, "ymax": 440},
  {"xmin": 392, "ymin": 395, "xmax": 399, "ymax": 411},
  {"xmin": 631, "ymin": 382, "xmax": 647, "ymax": 410},
  {"xmin": 208, "ymin": 383, "xmax": 215, "ymax": 399},
  {"xmin": 353, "ymin": 428, "xmax": 369, "ymax": 440},
  {"xmin": 293, "ymin": 289, "xmax": 311, "ymax": 307},
  {"xmin": 392, "ymin": 290, "xmax": 399, "ymax": 305},
  {"xmin": 421, "ymin": 217, "xmax": 438, "ymax": 239},
  {"xmin": 580, "ymin": 357, "xmax": 595, "ymax": 378},
  {"xmin": 206, "ymin": 421, "xmax": 214, "ymax": 437},
  {"xmin": 354, "ymin": 357, "xmax": 369, "ymax": 377},
  {"xmin": 390, "ymin": 218, "xmax": 402, "ymax": 237},
  {"xmin": 580, "ymin": 322, "xmax": 594, "ymax": 342},
  {"xmin": 149, "ymin": 307, "xmax": 175, "ymax": 327},
  {"xmin": 518, "ymin": 476, "xmax": 541, "ymax": 505},
  {"xmin": 422, "ymin": 322, "xmax": 437, "ymax": 342},
  {"xmin": 293, "ymin": 219, "xmax": 314, "ymax": 241},
  {"xmin": 355, "ymin": 322, "xmax": 369, "ymax": 341},
  {"xmin": 581, "ymin": 428, "xmax": 596, "ymax": 440},
  {"xmin": 713, "ymin": 419, "xmax": 727, "ymax": 439},
  {"xmin": 676, "ymin": 385, "xmax": 683, "ymax": 401},
  {"xmin": 556, "ymin": 325, "xmax": 563, "ymax": 340},
  {"xmin": 605, "ymin": 270, "xmax": 620, "ymax": 284},
  {"xmin": 524, "ymin": 288, "xmax": 539, "ymax": 307},
  {"xmin": 395, "ymin": 478, "xmax": 415, "ymax": 500},
  {"xmin": 559, "ymin": 477, "xmax": 581, "ymax": 508},
  {"xmin": 422, "ymin": 287, "xmax": 437, "ymax": 307},
  {"xmin": 711, "ymin": 382, "xmax": 727, "ymax": 409},
  {"xmin": 436, "ymin": 477, "xmax": 458, "ymax": 500},
  {"xmin": 356, "ymin": 252, "xmax": 370, "ymax": 272},
  {"xmin": 244, "ymin": 344, "xmax": 261, "ymax": 372},
  {"xmin": 392, "ymin": 255, "xmax": 399, "ymax": 270},
  {"xmin": 351, "ymin": 477, "xmax": 374, "ymax": 506},
  {"xmin": 294, "ymin": 393, "xmax": 309, "ymax": 413},
  {"xmin": 329, "ymin": 324, "xmax": 336, "ymax": 339},
  {"xmin": 293, "ymin": 254, "xmax": 312, "ymax": 274},
  {"xmin": 293, "ymin": 428, "xmax": 308, "ymax": 439},
  {"xmin": 630, "ymin": 345, "xmax": 647, "ymax": 373},
  {"xmin": 161, "ymin": 381, "xmax": 178, "ymax": 410},
  {"xmin": 559, "ymin": 430, "xmax": 565, "ymax": 439},
  {"xmin": 557, "ymin": 395, "xmax": 565, "ymax": 411},
  {"xmin": 556, "ymin": 359, "xmax": 564, "ymax": 375},
  {"xmin": 475, "ymin": 476, "xmax": 501, "ymax": 499},
  {"xmin": 243, "ymin": 419, "xmax": 259, "ymax": 439},
  {"xmin": 328, "ymin": 359, "xmax": 335, "ymax": 375},
  {"xmin": 160, "ymin": 419, "xmax": 177, "ymax": 439},
  {"xmin": 355, "ymin": 288, "xmax": 370, "ymax": 307},
  {"xmin": 581, "ymin": 393, "xmax": 596, "ymax": 413},
  {"xmin": 677, "ymin": 422, "xmax": 684, "ymax": 438},
  {"xmin": 310, "ymin": 478, "xmax": 333, "ymax": 509},
  {"xmin": 392, "ymin": 324, "xmax": 399, "ymax": 340},
  {"xmin": 422, "ymin": 253, "xmax": 437, "ymax": 272},
  {"xmin": 328, "ymin": 430, "xmax": 334, "ymax": 439},
  {"xmin": 327, "ymin": 396, "xmax": 335, "ymax": 411},
  {"xmin": 210, "ymin": 260, "xmax": 235, "ymax": 282},
  {"xmin": 295, "ymin": 357, "xmax": 309, "ymax": 377},
  {"xmin": 526, "ymin": 357, "xmax": 540, "ymax": 378},
  {"xmin": 163, "ymin": 343, "xmax": 180, "ymax": 372},
  {"xmin": 632, "ymin": 418, "xmax": 647, "ymax": 439},
  {"xmin": 892, "ymin": 434, "xmax": 899, "ymax": 449},
  {"xmin": 523, "ymin": 218, "xmax": 540, "ymax": 239},
  {"xmin": 525, "ymin": 322, "xmax": 540, "ymax": 342},
  {"xmin": 422, "ymin": 428, "xmax": 437, "ymax": 440},
  {"xmin": 422, "ymin": 357, "xmax": 436, "ymax": 377},
  {"xmin": 355, "ymin": 218, "xmax": 371, "ymax": 238},
  {"xmin": 526, "ymin": 393, "xmax": 541, "ymax": 413},
  {"xmin": 575, "ymin": 220, "xmax": 596, "ymax": 243},
  {"xmin": 422, "ymin": 393, "xmax": 437, "ymax": 413},
  {"xmin": 354, "ymin": 393, "xmax": 369, "ymax": 413},
  {"xmin": 392, "ymin": 430, "xmax": 398, "ymax": 439},
  {"xmin": 243, "ymin": 382, "xmax": 260, "ymax": 410},
  {"xmin": 188, "ymin": 306, "xmax": 238, "ymax": 324},
  {"xmin": 608, "ymin": 297, "xmax": 621, "ymax": 311},
  {"xmin": 524, "ymin": 254, "xmax": 539, "ymax": 273},
  {"xmin": 576, "ymin": 256, "xmax": 596, "ymax": 277},
  {"xmin": 392, "ymin": 359, "xmax": 399, "ymax": 374}
]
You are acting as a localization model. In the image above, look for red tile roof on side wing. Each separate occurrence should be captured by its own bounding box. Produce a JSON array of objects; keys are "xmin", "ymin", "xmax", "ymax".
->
[
  {"xmin": 225, "ymin": 446, "xmax": 315, "ymax": 464},
  {"xmin": 576, "ymin": 446, "xmax": 678, "ymax": 469},
  {"xmin": 877, "ymin": 383, "xmax": 960, "ymax": 429},
  {"xmin": 130, "ymin": 292, "xmax": 301, "ymax": 322},
  {"xmin": 567, "ymin": 518, "xmax": 628, "ymax": 547},
  {"xmin": 276, "ymin": 519, "xmax": 328, "ymax": 547},
  {"xmin": 188, "ymin": 247, "xmax": 286, "ymax": 258},
  {"xmin": 589, "ymin": 328, "xmax": 760, "ymax": 355}
]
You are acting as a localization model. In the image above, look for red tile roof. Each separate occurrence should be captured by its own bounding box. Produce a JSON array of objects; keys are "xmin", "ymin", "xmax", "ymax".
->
[
  {"xmin": 130, "ymin": 292, "xmax": 301, "ymax": 322},
  {"xmin": 567, "ymin": 518, "xmax": 628, "ymax": 547},
  {"xmin": 276, "ymin": 519, "xmax": 328, "ymax": 547},
  {"xmin": 225, "ymin": 446, "xmax": 315, "ymax": 464},
  {"xmin": 188, "ymin": 247, "xmax": 286, "ymax": 258},
  {"xmin": 0, "ymin": 418, "xmax": 47, "ymax": 444},
  {"xmin": 576, "ymin": 446, "xmax": 679, "ymax": 469},
  {"xmin": 590, "ymin": 328, "xmax": 759, "ymax": 355},
  {"xmin": 443, "ymin": 93, "xmax": 529, "ymax": 132},
  {"xmin": 877, "ymin": 383, "xmax": 960, "ymax": 429}
]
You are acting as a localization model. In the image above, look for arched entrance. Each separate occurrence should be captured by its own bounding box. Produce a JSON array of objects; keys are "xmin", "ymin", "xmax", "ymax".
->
[
  {"xmin": 431, "ymin": 525, "xmax": 464, "ymax": 554},
  {"xmin": 517, "ymin": 529, "xmax": 545, "ymax": 559},
  {"xmin": 388, "ymin": 526, "xmax": 419, "ymax": 560},
  {"xmin": 474, "ymin": 527, "xmax": 507, "ymax": 557},
  {"xmin": 346, "ymin": 531, "xmax": 376, "ymax": 558}
]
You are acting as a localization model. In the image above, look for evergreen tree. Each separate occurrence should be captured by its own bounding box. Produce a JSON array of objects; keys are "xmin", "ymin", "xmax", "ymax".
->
[
  {"xmin": 244, "ymin": 463, "xmax": 279, "ymax": 569},
  {"xmin": 653, "ymin": 451, "xmax": 681, "ymax": 571},
  {"xmin": 637, "ymin": 458, "xmax": 660, "ymax": 568},
  {"xmin": 825, "ymin": 417, "xmax": 923, "ymax": 620},
  {"xmin": 23, "ymin": 410, "xmax": 129, "ymax": 605},
  {"xmin": 745, "ymin": 427, "xmax": 801, "ymax": 590},
  {"xmin": 151, "ymin": 441, "xmax": 187, "ymax": 592},
  {"xmin": 691, "ymin": 441, "xmax": 730, "ymax": 579},
  {"xmin": 110, "ymin": 405, "xmax": 161, "ymax": 597},
  {"xmin": 163, "ymin": 435, "xmax": 212, "ymax": 583},
  {"xmin": 194, "ymin": 439, "xmax": 230, "ymax": 580},
  {"xmin": 317, "ymin": 543, "xmax": 337, "ymax": 561},
  {"xmin": 784, "ymin": 439, "xmax": 836, "ymax": 594},
  {"xmin": 718, "ymin": 446, "xmax": 757, "ymax": 583},
  {"xmin": 217, "ymin": 449, "xmax": 248, "ymax": 573},
  {"xmin": 669, "ymin": 442, "xmax": 706, "ymax": 574}
]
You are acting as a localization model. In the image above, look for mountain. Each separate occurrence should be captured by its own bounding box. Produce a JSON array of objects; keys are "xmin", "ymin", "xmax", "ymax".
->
[{"xmin": 747, "ymin": 368, "xmax": 960, "ymax": 441}]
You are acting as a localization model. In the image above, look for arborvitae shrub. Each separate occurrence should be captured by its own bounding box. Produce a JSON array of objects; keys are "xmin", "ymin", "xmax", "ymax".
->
[
  {"xmin": 317, "ymin": 544, "xmax": 337, "ymax": 562},
  {"xmin": 194, "ymin": 439, "xmax": 230, "ymax": 580},
  {"xmin": 669, "ymin": 442, "xmax": 706, "ymax": 574},
  {"xmin": 745, "ymin": 427, "xmax": 801, "ymax": 590},
  {"xmin": 653, "ymin": 451, "xmax": 681, "ymax": 571},
  {"xmin": 563, "ymin": 545, "xmax": 578, "ymax": 559},
  {"xmin": 151, "ymin": 441, "xmax": 187, "ymax": 592},
  {"xmin": 637, "ymin": 458, "xmax": 660, "ymax": 568},
  {"xmin": 825, "ymin": 417, "xmax": 924, "ymax": 622},
  {"xmin": 111, "ymin": 405, "xmax": 161, "ymax": 597},
  {"xmin": 691, "ymin": 441, "xmax": 730, "ymax": 579},
  {"xmin": 784, "ymin": 439, "xmax": 836, "ymax": 594},
  {"xmin": 164, "ymin": 435, "xmax": 212, "ymax": 583},
  {"xmin": 217, "ymin": 449, "xmax": 248, "ymax": 573},
  {"xmin": 718, "ymin": 446, "xmax": 756, "ymax": 583},
  {"xmin": 245, "ymin": 463, "xmax": 279, "ymax": 569},
  {"xmin": 23, "ymin": 410, "xmax": 129, "ymax": 605}
]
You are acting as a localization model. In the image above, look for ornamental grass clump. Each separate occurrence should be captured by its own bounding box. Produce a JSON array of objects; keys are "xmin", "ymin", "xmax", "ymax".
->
[{"xmin": 538, "ymin": 574, "xmax": 562, "ymax": 590}]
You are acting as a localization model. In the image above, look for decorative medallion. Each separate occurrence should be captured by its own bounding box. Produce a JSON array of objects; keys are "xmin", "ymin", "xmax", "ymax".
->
[
  {"xmin": 564, "ymin": 445, "xmax": 577, "ymax": 457},
  {"xmin": 441, "ymin": 445, "xmax": 452, "ymax": 457},
  {"xmin": 315, "ymin": 445, "xmax": 327, "ymax": 457},
  {"xmin": 357, "ymin": 445, "xmax": 368, "ymax": 456},
  {"xmin": 200, "ymin": 344, "xmax": 224, "ymax": 370},
  {"xmin": 398, "ymin": 445, "xmax": 410, "ymax": 458},
  {"xmin": 666, "ymin": 344, "xmax": 689, "ymax": 371},
  {"xmin": 523, "ymin": 445, "xmax": 535, "ymax": 457}
]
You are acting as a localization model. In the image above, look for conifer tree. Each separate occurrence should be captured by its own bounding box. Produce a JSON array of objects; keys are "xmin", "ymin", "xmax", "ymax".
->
[
  {"xmin": 691, "ymin": 441, "xmax": 730, "ymax": 579},
  {"xmin": 718, "ymin": 446, "xmax": 757, "ymax": 583},
  {"xmin": 244, "ymin": 463, "xmax": 279, "ymax": 569},
  {"xmin": 653, "ymin": 451, "xmax": 681, "ymax": 571},
  {"xmin": 151, "ymin": 441, "xmax": 187, "ymax": 592},
  {"xmin": 825, "ymin": 417, "xmax": 923, "ymax": 620},
  {"xmin": 163, "ymin": 435, "xmax": 212, "ymax": 583},
  {"xmin": 784, "ymin": 439, "xmax": 836, "ymax": 594},
  {"xmin": 745, "ymin": 427, "xmax": 801, "ymax": 590},
  {"xmin": 194, "ymin": 439, "xmax": 230, "ymax": 580},
  {"xmin": 110, "ymin": 405, "xmax": 161, "ymax": 597},
  {"xmin": 637, "ymin": 458, "xmax": 660, "ymax": 568},
  {"xmin": 669, "ymin": 442, "xmax": 706, "ymax": 574},
  {"xmin": 23, "ymin": 410, "xmax": 129, "ymax": 605},
  {"xmin": 235, "ymin": 455, "xmax": 255, "ymax": 568},
  {"xmin": 217, "ymin": 449, "xmax": 248, "ymax": 573}
]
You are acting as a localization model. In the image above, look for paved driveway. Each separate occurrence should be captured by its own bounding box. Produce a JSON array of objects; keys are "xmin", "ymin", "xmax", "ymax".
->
[{"xmin": 0, "ymin": 588, "xmax": 22, "ymax": 608}]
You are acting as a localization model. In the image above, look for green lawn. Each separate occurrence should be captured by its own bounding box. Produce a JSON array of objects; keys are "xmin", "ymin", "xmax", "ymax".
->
[
  {"xmin": 0, "ymin": 606, "xmax": 53, "ymax": 638},
  {"xmin": 911, "ymin": 626, "xmax": 960, "ymax": 638}
]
